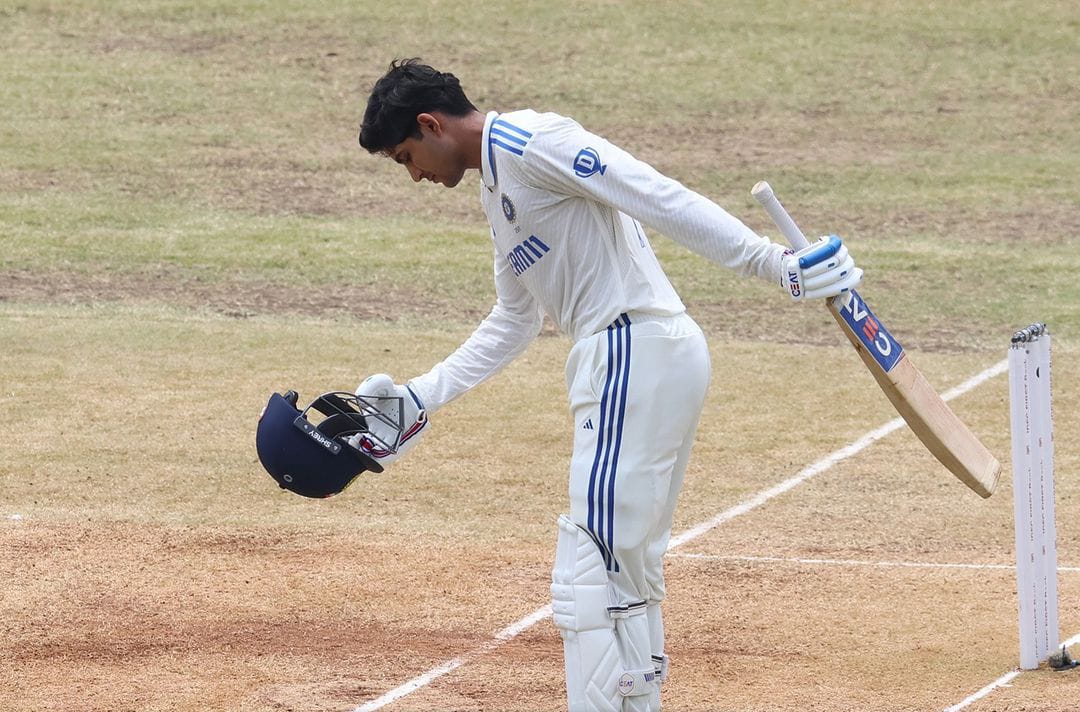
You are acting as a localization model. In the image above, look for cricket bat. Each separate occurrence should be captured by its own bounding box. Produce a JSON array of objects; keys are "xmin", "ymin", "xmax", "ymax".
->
[{"xmin": 751, "ymin": 181, "xmax": 1000, "ymax": 498}]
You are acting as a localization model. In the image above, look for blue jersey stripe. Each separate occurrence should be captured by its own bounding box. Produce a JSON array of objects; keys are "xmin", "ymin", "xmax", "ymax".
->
[
  {"xmin": 484, "ymin": 115, "xmax": 530, "ymax": 184},
  {"xmin": 490, "ymin": 138, "xmax": 524, "ymax": 156},
  {"xmin": 492, "ymin": 118, "xmax": 533, "ymax": 140},
  {"xmin": 489, "ymin": 126, "xmax": 528, "ymax": 146},
  {"xmin": 486, "ymin": 134, "xmax": 498, "ymax": 184}
]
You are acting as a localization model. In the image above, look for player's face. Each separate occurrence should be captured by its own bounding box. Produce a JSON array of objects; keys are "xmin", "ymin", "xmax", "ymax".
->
[{"xmin": 388, "ymin": 129, "xmax": 466, "ymax": 189}]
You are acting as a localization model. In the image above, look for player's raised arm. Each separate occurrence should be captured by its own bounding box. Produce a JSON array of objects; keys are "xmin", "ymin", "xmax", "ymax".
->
[{"xmin": 519, "ymin": 116, "xmax": 861, "ymax": 302}]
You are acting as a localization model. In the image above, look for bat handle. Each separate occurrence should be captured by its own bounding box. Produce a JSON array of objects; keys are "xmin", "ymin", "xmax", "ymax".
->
[
  {"xmin": 752, "ymin": 180, "xmax": 850, "ymax": 309},
  {"xmin": 751, "ymin": 181, "xmax": 811, "ymax": 251}
]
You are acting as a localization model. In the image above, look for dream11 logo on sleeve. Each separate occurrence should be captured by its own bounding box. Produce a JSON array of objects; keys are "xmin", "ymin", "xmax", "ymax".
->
[{"xmin": 573, "ymin": 147, "xmax": 606, "ymax": 178}]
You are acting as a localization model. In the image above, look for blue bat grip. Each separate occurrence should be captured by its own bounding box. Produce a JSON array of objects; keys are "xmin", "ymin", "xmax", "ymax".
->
[{"xmin": 798, "ymin": 235, "xmax": 842, "ymax": 270}]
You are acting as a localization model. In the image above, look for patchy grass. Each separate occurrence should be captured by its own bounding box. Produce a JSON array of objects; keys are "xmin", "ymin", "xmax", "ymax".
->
[
  {"xmin": 2, "ymin": 0, "xmax": 1078, "ymax": 346},
  {"xmin": 2, "ymin": 3, "xmax": 1079, "ymax": 708}
]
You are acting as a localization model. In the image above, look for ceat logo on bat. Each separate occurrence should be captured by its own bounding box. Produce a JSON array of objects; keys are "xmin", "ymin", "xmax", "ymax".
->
[{"xmin": 837, "ymin": 290, "xmax": 904, "ymax": 373}]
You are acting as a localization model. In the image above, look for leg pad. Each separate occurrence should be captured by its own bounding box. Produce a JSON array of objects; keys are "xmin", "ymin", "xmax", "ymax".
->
[{"xmin": 552, "ymin": 515, "xmax": 658, "ymax": 711}]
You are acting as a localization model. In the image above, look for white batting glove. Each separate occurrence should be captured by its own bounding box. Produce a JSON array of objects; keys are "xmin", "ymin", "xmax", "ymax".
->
[
  {"xmin": 348, "ymin": 374, "xmax": 428, "ymax": 466},
  {"xmin": 781, "ymin": 235, "xmax": 863, "ymax": 301}
]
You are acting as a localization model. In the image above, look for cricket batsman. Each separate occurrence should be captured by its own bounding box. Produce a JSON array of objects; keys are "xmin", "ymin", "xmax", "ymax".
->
[{"xmin": 354, "ymin": 59, "xmax": 861, "ymax": 711}]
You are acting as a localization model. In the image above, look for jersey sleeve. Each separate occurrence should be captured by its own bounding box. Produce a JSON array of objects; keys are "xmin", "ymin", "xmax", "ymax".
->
[
  {"xmin": 519, "ymin": 118, "xmax": 786, "ymax": 284},
  {"xmin": 407, "ymin": 243, "xmax": 544, "ymax": 413}
]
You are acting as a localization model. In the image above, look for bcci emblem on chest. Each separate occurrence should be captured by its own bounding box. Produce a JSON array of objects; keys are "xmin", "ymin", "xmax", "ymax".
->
[{"xmin": 501, "ymin": 193, "xmax": 516, "ymax": 223}]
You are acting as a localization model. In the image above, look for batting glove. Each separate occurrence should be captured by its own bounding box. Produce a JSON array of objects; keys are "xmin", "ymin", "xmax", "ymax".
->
[
  {"xmin": 781, "ymin": 235, "xmax": 863, "ymax": 301},
  {"xmin": 348, "ymin": 374, "xmax": 428, "ymax": 466}
]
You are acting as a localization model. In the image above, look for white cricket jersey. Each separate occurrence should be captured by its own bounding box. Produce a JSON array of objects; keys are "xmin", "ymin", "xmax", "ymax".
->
[{"xmin": 409, "ymin": 110, "xmax": 786, "ymax": 412}]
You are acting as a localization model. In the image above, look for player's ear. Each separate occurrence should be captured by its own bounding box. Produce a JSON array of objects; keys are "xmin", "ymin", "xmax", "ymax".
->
[{"xmin": 416, "ymin": 112, "xmax": 442, "ymax": 137}]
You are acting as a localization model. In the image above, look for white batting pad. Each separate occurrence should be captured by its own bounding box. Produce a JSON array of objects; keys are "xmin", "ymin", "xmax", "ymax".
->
[
  {"xmin": 552, "ymin": 515, "xmax": 621, "ymax": 711},
  {"xmin": 552, "ymin": 515, "xmax": 658, "ymax": 711}
]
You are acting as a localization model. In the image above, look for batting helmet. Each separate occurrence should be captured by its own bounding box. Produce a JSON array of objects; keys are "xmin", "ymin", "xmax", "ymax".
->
[{"xmin": 256, "ymin": 390, "xmax": 398, "ymax": 498}]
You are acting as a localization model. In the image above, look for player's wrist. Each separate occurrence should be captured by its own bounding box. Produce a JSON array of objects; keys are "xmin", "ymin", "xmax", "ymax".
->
[{"xmin": 404, "ymin": 378, "xmax": 438, "ymax": 416}]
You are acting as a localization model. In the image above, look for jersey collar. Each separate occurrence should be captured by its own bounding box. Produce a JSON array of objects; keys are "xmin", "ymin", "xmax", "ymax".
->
[{"xmin": 480, "ymin": 111, "xmax": 499, "ymax": 191}]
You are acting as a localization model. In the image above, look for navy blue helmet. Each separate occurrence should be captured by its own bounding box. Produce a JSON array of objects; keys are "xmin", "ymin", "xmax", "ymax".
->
[{"xmin": 256, "ymin": 390, "xmax": 398, "ymax": 498}]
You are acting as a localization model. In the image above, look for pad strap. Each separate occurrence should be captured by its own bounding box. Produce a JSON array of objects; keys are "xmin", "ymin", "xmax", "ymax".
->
[
  {"xmin": 651, "ymin": 655, "xmax": 669, "ymax": 683},
  {"xmin": 616, "ymin": 669, "xmax": 657, "ymax": 698},
  {"xmin": 612, "ymin": 603, "xmax": 656, "ymax": 706},
  {"xmin": 646, "ymin": 602, "xmax": 668, "ymax": 684}
]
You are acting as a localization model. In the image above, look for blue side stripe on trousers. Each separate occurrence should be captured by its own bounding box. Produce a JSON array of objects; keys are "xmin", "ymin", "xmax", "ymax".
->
[
  {"xmin": 595, "ymin": 322, "xmax": 621, "ymax": 569},
  {"xmin": 607, "ymin": 316, "xmax": 631, "ymax": 573},
  {"xmin": 585, "ymin": 329, "xmax": 613, "ymax": 549},
  {"xmin": 587, "ymin": 323, "xmax": 616, "ymax": 569},
  {"xmin": 586, "ymin": 314, "xmax": 631, "ymax": 572}
]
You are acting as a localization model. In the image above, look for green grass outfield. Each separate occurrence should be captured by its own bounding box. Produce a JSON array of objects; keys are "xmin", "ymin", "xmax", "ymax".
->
[
  {"xmin": 2, "ymin": 0, "xmax": 1078, "ymax": 348},
  {"xmin": 3, "ymin": 3, "xmax": 1080, "ymax": 710},
  {"xmin": 2, "ymin": 0, "xmax": 1078, "ymax": 525}
]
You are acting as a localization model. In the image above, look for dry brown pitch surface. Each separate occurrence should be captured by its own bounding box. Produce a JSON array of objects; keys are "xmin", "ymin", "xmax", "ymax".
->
[
  {"xmin": 2, "ymin": 303, "xmax": 1078, "ymax": 711},
  {"xmin": 2, "ymin": 1, "xmax": 1078, "ymax": 709}
]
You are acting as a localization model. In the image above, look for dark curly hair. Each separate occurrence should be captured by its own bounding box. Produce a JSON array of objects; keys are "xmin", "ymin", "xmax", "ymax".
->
[{"xmin": 359, "ymin": 59, "xmax": 478, "ymax": 153}]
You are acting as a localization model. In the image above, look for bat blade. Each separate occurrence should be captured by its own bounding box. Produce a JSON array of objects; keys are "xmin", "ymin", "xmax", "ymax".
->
[
  {"xmin": 829, "ymin": 292, "xmax": 999, "ymax": 497},
  {"xmin": 752, "ymin": 181, "xmax": 1000, "ymax": 498}
]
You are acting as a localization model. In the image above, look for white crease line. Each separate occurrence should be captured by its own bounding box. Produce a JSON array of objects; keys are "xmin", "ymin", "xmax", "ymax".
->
[
  {"xmin": 493, "ymin": 604, "xmax": 554, "ymax": 640},
  {"xmin": 943, "ymin": 632, "xmax": 1080, "ymax": 712},
  {"xmin": 666, "ymin": 416, "xmax": 906, "ymax": 550},
  {"xmin": 670, "ymin": 553, "xmax": 1080, "ymax": 573},
  {"xmin": 352, "ymin": 605, "xmax": 553, "ymax": 712},
  {"xmin": 940, "ymin": 358, "xmax": 1009, "ymax": 400},
  {"xmin": 942, "ymin": 670, "xmax": 1021, "ymax": 712},
  {"xmin": 668, "ymin": 358, "xmax": 1008, "ymax": 551},
  {"xmin": 351, "ymin": 358, "xmax": 1009, "ymax": 712}
]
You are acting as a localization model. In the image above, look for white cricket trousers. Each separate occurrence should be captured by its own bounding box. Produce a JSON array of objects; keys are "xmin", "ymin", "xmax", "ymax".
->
[{"xmin": 564, "ymin": 311, "xmax": 711, "ymax": 606}]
